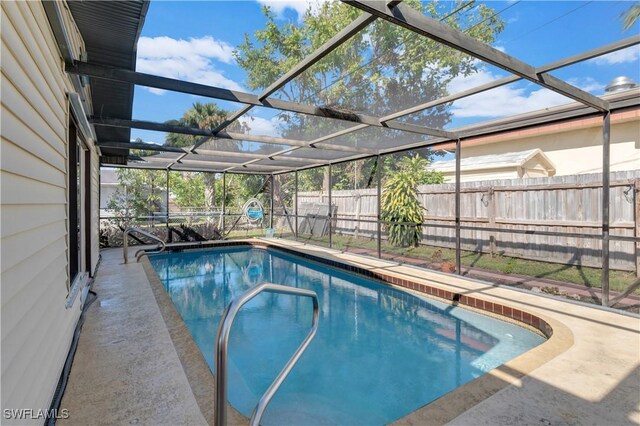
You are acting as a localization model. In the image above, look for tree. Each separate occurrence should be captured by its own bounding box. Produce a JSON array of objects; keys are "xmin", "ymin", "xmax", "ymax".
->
[
  {"xmin": 235, "ymin": 0, "xmax": 504, "ymax": 131},
  {"xmin": 107, "ymin": 168, "xmax": 165, "ymax": 220},
  {"xmin": 165, "ymin": 102, "xmax": 244, "ymax": 211},
  {"xmin": 235, "ymin": 0, "xmax": 504, "ymax": 196},
  {"xmin": 168, "ymin": 172, "xmax": 205, "ymax": 209},
  {"xmin": 622, "ymin": 4, "xmax": 640, "ymax": 29}
]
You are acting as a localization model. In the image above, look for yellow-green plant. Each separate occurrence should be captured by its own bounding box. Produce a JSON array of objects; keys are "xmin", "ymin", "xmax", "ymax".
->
[
  {"xmin": 381, "ymin": 155, "xmax": 443, "ymax": 247},
  {"xmin": 381, "ymin": 171, "xmax": 423, "ymax": 247}
]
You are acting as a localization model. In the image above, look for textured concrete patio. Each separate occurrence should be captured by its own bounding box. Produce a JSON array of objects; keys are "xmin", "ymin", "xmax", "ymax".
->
[
  {"xmin": 59, "ymin": 239, "xmax": 640, "ymax": 425},
  {"xmin": 58, "ymin": 247, "xmax": 209, "ymax": 426}
]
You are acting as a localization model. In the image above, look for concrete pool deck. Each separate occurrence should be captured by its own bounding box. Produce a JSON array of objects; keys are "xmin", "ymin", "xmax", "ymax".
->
[{"xmin": 59, "ymin": 239, "xmax": 640, "ymax": 425}]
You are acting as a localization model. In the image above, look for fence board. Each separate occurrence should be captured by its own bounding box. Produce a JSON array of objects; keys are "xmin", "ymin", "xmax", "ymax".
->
[{"xmin": 297, "ymin": 170, "xmax": 640, "ymax": 272}]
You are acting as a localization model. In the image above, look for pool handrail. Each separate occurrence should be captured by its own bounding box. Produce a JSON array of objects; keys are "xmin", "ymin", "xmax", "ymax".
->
[
  {"xmin": 214, "ymin": 283, "xmax": 320, "ymax": 426},
  {"xmin": 123, "ymin": 227, "xmax": 166, "ymax": 264}
]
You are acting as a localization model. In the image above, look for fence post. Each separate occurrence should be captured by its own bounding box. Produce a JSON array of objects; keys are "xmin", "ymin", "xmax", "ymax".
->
[
  {"xmin": 455, "ymin": 139, "xmax": 461, "ymax": 275},
  {"xmin": 295, "ymin": 171, "xmax": 299, "ymax": 239},
  {"xmin": 270, "ymin": 174, "xmax": 274, "ymax": 230},
  {"xmin": 635, "ymin": 179, "xmax": 639, "ymax": 277},
  {"xmin": 376, "ymin": 155, "xmax": 382, "ymax": 259},
  {"xmin": 328, "ymin": 164, "xmax": 332, "ymax": 248},
  {"xmin": 166, "ymin": 169, "xmax": 170, "ymax": 243},
  {"xmin": 222, "ymin": 172, "xmax": 226, "ymax": 238},
  {"xmin": 602, "ymin": 112, "xmax": 611, "ymax": 306},
  {"xmin": 488, "ymin": 187, "xmax": 496, "ymax": 256}
]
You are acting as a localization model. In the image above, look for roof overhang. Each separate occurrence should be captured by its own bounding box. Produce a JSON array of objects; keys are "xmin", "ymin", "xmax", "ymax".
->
[{"xmin": 66, "ymin": 0, "xmax": 150, "ymax": 165}]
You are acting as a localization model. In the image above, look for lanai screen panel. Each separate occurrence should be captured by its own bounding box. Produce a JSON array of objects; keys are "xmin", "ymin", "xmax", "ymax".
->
[
  {"xmin": 233, "ymin": 106, "xmax": 364, "ymax": 141},
  {"xmin": 393, "ymin": 79, "xmax": 581, "ymax": 132},
  {"xmin": 280, "ymin": 147, "xmax": 359, "ymax": 161},
  {"xmin": 271, "ymin": 16, "xmax": 508, "ymax": 125},
  {"xmin": 196, "ymin": 137, "xmax": 293, "ymax": 156},
  {"xmin": 319, "ymin": 125, "xmax": 435, "ymax": 151},
  {"xmin": 132, "ymin": 3, "xmax": 362, "ymax": 97},
  {"xmin": 251, "ymin": 158, "xmax": 321, "ymax": 168},
  {"xmin": 106, "ymin": 0, "xmax": 638, "ymax": 175},
  {"xmin": 124, "ymin": 149, "xmax": 183, "ymax": 169},
  {"xmin": 550, "ymin": 46, "xmax": 640, "ymax": 96},
  {"xmin": 467, "ymin": 1, "xmax": 640, "ymax": 66}
]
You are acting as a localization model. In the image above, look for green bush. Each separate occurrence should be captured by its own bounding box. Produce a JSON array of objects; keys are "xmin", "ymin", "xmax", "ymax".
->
[{"xmin": 380, "ymin": 155, "xmax": 443, "ymax": 247}]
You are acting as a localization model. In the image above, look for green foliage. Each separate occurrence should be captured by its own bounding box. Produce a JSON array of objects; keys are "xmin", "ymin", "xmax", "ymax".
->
[
  {"xmin": 330, "ymin": 158, "xmax": 378, "ymax": 191},
  {"xmin": 165, "ymin": 102, "xmax": 239, "ymax": 210},
  {"xmin": 380, "ymin": 155, "xmax": 443, "ymax": 247},
  {"xmin": 169, "ymin": 172, "xmax": 205, "ymax": 208},
  {"xmin": 149, "ymin": 2, "xmax": 503, "ymax": 221},
  {"xmin": 622, "ymin": 4, "xmax": 640, "ymax": 29},
  {"xmin": 234, "ymin": 1, "xmax": 502, "ymax": 198},
  {"xmin": 165, "ymin": 102, "xmax": 235, "ymax": 148},
  {"xmin": 396, "ymin": 154, "xmax": 444, "ymax": 185},
  {"xmin": 107, "ymin": 168, "xmax": 165, "ymax": 218},
  {"xmin": 381, "ymin": 171, "xmax": 423, "ymax": 248},
  {"xmin": 297, "ymin": 168, "xmax": 326, "ymax": 192},
  {"xmin": 235, "ymin": 0, "xmax": 505, "ymax": 129},
  {"xmin": 224, "ymin": 174, "xmax": 271, "ymax": 213}
]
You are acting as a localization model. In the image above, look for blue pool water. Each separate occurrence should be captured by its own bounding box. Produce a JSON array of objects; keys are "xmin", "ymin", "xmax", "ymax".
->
[{"xmin": 149, "ymin": 247, "xmax": 544, "ymax": 425}]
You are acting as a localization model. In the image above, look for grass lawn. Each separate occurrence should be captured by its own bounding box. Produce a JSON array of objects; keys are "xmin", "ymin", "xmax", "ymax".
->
[
  {"xmin": 287, "ymin": 232, "xmax": 637, "ymax": 294},
  {"xmin": 226, "ymin": 228, "xmax": 266, "ymax": 239}
]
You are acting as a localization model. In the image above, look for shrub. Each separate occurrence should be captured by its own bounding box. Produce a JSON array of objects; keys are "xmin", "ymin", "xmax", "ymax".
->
[{"xmin": 380, "ymin": 154, "xmax": 443, "ymax": 247}]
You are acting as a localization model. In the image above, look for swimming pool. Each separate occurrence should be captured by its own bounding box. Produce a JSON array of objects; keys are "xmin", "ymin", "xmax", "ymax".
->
[{"xmin": 149, "ymin": 246, "xmax": 545, "ymax": 425}]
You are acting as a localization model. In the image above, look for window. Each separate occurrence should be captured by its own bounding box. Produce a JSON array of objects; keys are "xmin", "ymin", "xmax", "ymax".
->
[
  {"xmin": 68, "ymin": 118, "xmax": 90, "ymax": 289},
  {"xmin": 69, "ymin": 121, "xmax": 80, "ymax": 285}
]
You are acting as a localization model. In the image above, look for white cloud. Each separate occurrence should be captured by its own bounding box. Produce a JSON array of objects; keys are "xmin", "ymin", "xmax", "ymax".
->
[
  {"xmin": 447, "ymin": 69, "xmax": 604, "ymax": 120},
  {"xmin": 590, "ymin": 45, "xmax": 640, "ymax": 65},
  {"xmin": 447, "ymin": 68, "xmax": 499, "ymax": 94},
  {"xmin": 238, "ymin": 115, "xmax": 281, "ymax": 137},
  {"xmin": 138, "ymin": 36, "xmax": 235, "ymax": 63},
  {"xmin": 256, "ymin": 0, "xmax": 331, "ymax": 21},
  {"xmin": 566, "ymin": 77, "xmax": 605, "ymax": 94},
  {"xmin": 136, "ymin": 36, "xmax": 242, "ymax": 94}
]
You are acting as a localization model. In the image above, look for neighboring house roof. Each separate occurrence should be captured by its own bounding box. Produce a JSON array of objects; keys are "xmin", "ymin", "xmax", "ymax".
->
[
  {"xmin": 436, "ymin": 88, "xmax": 640, "ymax": 152},
  {"xmin": 428, "ymin": 148, "xmax": 556, "ymax": 174}
]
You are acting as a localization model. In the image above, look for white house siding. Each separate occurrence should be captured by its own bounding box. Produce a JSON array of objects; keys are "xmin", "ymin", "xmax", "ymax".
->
[{"xmin": 1, "ymin": 1, "xmax": 97, "ymax": 422}]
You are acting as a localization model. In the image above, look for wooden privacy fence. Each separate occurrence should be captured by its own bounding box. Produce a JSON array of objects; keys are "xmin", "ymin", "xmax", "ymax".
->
[{"xmin": 297, "ymin": 170, "xmax": 640, "ymax": 273}]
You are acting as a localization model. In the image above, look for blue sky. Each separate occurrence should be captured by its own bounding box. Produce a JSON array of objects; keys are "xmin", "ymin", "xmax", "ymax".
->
[{"xmin": 130, "ymin": 0, "xmax": 640, "ymax": 143}]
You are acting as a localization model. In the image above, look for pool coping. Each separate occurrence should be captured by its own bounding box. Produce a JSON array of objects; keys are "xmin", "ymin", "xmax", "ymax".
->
[{"xmin": 139, "ymin": 238, "xmax": 576, "ymax": 425}]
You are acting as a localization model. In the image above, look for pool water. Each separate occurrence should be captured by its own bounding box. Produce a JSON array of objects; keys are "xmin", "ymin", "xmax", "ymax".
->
[{"xmin": 149, "ymin": 247, "xmax": 544, "ymax": 425}]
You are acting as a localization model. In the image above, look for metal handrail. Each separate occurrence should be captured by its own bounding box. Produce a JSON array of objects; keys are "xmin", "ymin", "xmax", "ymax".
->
[
  {"xmin": 123, "ymin": 227, "xmax": 166, "ymax": 264},
  {"xmin": 214, "ymin": 283, "xmax": 319, "ymax": 426}
]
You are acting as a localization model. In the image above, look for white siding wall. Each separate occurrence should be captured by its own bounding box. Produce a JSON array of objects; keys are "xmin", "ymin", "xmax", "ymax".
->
[
  {"xmin": 1, "ymin": 1, "xmax": 98, "ymax": 422},
  {"xmin": 461, "ymin": 120, "xmax": 640, "ymax": 176}
]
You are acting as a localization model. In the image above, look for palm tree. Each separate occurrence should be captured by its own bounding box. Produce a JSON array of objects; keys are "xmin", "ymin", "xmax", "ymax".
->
[
  {"xmin": 165, "ymin": 102, "xmax": 232, "ymax": 210},
  {"xmin": 622, "ymin": 4, "xmax": 640, "ymax": 29},
  {"xmin": 165, "ymin": 102, "xmax": 229, "ymax": 148}
]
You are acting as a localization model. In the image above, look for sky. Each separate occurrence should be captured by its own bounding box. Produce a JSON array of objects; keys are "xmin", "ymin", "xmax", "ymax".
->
[{"xmin": 129, "ymin": 0, "xmax": 640, "ymax": 144}]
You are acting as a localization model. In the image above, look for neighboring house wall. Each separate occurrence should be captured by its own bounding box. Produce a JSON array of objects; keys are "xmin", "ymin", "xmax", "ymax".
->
[
  {"xmin": 99, "ymin": 170, "xmax": 120, "ymax": 211},
  {"xmin": 1, "ymin": 1, "xmax": 98, "ymax": 420},
  {"xmin": 451, "ymin": 168, "xmax": 519, "ymax": 182},
  {"xmin": 100, "ymin": 184, "xmax": 119, "ymax": 210},
  {"xmin": 459, "ymin": 111, "xmax": 640, "ymax": 176}
]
